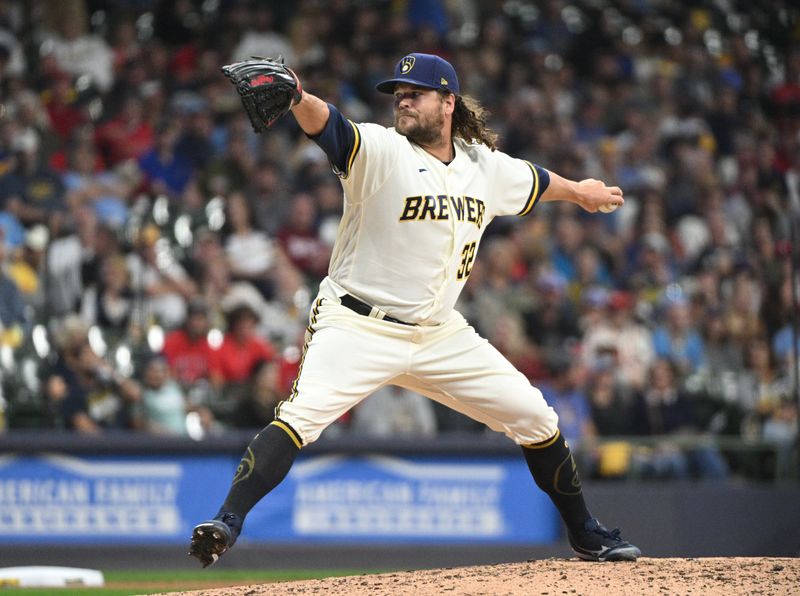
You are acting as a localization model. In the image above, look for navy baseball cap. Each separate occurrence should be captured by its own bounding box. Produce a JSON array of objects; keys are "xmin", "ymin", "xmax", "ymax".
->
[{"xmin": 376, "ymin": 53, "xmax": 459, "ymax": 95}]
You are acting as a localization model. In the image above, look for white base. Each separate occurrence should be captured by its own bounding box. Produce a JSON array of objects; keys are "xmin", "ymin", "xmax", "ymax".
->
[{"xmin": 0, "ymin": 566, "xmax": 105, "ymax": 587}]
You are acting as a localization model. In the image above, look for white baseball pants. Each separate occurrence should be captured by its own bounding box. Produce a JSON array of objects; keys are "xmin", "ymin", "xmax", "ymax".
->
[{"xmin": 275, "ymin": 292, "xmax": 559, "ymax": 446}]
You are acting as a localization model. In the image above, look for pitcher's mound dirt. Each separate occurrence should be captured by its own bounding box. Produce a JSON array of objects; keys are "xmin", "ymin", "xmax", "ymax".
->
[{"xmin": 157, "ymin": 557, "xmax": 798, "ymax": 595}]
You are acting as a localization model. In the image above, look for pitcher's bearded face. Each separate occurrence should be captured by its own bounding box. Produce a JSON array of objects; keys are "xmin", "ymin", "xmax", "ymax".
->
[{"xmin": 393, "ymin": 86, "xmax": 446, "ymax": 145}]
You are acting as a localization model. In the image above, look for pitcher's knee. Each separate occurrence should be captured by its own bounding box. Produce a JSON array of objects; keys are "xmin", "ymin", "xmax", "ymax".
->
[
  {"xmin": 274, "ymin": 403, "xmax": 333, "ymax": 446},
  {"xmin": 504, "ymin": 388, "xmax": 559, "ymax": 445}
]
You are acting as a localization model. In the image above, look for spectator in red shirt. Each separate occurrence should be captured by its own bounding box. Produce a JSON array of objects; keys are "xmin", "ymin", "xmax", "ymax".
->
[
  {"xmin": 94, "ymin": 96, "xmax": 155, "ymax": 166},
  {"xmin": 162, "ymin": 297, "xmax": 217, "ymax": 388},
  {"xmin": 276, "ymin": 192, "xmax": 330, "ymax": 284},
  {"xmin": 42, "ymin": 72, "xmax": 86, "ymax": 141},
  {"xmin": 210, "ymin": 291, "xmax": 275, "ymax": 389}
]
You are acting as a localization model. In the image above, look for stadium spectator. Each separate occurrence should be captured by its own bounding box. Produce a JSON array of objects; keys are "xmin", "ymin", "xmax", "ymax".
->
[
  {"xmin": 126, "ymin": 224, "xmax": 197, "ymax": 329},
  {"xmin": 174, "ymin": 98, "xmax": 217, "ymax": 171},
  {"xmin": 40, "ymin": 2, "xmax": 114, "ymax": 93},
  {"xmin": 230, "ymin": 5, "xmax": 294, "ymax": 66},
  {"xmin": 94, "ymin": 96, "xmax": 155, "ymax": 166},
  {"xmin": 0, "ymin": 16, "xmax": 26, "ymax": 81},
  {"xmin": 630, "ymin": 358, "xmax": 728, "ymax": 480},
  {"xmin": 722, "ymin": 269, "xmax": 764, "ymax": 346},
  {"xmin": 626, "ymin": 231, "xmax": 677, "ymax": 304},
  {"xmin": 581, "ymin": 290, "xmax": 654, "ymax": 392},
  {"xmin": 313, "ymin": 175, "xmax": 344, "ymax": 248},
  {"xmin": 567, "ymin": 244, "xmax": 613, "ymax": 305},
  {"xmin": 1, "ymin": 128, "xmax": 66, "ymax": 227},
  {"xmin": 62, "ymin": 139, "xmax": 132, "ymax": 228},
  {"xmin": 539, "ymin": 352, "xmax": 596, "ymax": 449},
  {"xmin": 45, "ymin": 315, "xmax": 142, "ymax": 432},
  {"xmin": 487, "ymin": 312, "xmax": 549, "ymax": 384},
  {"xmin": 196, "ymin": 252, "xmax": 233, "ymax": 320},
  {"xmin": 351, "ymin": 385, "xmax": 437, "ymax": 438},
  {"xmin": 259, "ymin": 260, "xmax": 311, "ymax": 350},
  {"xmin": 735, "ymin": 337, "xmax": 792, "ymax": 437},
  {"xmin": 203, "ymin": 130, "xmax": 256, "ymax": 196},
  {"xmin": 0, "ymin": 228, "xmax": 27, "ymax": 343},
  {"xmin": 138, "ymin": 120, "xmax": 195, "ymax": 200},
  {"xmin": 276, "ymin": 192, "xmax": 330, "ymax": 283},
  {"xmin": 769, "ymin": 274, "xmax": 800, "ymax": 371},
  {"xmin": 211, "ymin": 284, "xmax": 275, "ymax": 389},
  {"xmin": 586, "ymin": 363, "xmax": 636, "ymax": 438},
  {"xmin": 651, "ymin": 293, "xmax": 706, "ymax": 375},
  {"xmin": 108, "ymin": 15, "xmax": 142, "ymax": 75},
  {"xmin": 762, "ymin": 398, "xmax": 798, "ymax": 446},
  {"xmin": 244, "ymin": 159, "xmax": 291, "ymax": 237},
  {"xmin": 549, "ymin": 213, "xmax": 585, "ymax": 283},
  {"xmin": 223, "ymin": 190, "xmax": 280, "ymax": 299},
  {"xmin": 45, "ymin": 204, "xmax": 109, "ymax": 317},
  {"xmin": 187, "ymin": 227, "xmax": 225, "ymax": 281},
  {"xmin": 692, "ymin": 307, "xmax": 745, "ymax": 425},
  {"xmin": 7, "ymin": 224, "xmax": 48, "ymax": 315},
  {"xmin": 138, "ymin": 354, "xmax": 189, "ymax": 435},
  {"xmin": 139, "ymin": 354, "xmax": 215, "ymax": 436},
  {"xmin": 584, "ymin": 361, "xmax": 637, "ymax": 479},
  {"xmin": 41, "ymin": 72, "xmax": 87, "ymax": 142},
  {"xmin": 469, "ymin": 236, "xmax": 529, "ymax": 337},
  {"xmin": 162, "ymin": 297, "xmax": 217, "ymax": 388},
  {"xmin": 522, "ymin": 270, "xmax": 581, "ymax": 362},
  {"xmin": 79, "ymin": 253, "xmax": 134, "ymax": 341},
  {"xmin": 230, "ymin": 358, "xmax": 284, "ymax": 430}
]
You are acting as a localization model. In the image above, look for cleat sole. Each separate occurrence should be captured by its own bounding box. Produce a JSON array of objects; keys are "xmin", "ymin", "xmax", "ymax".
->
[{"xmin": 189, "ymin": 520, "xmax": 234, "ymax": 568}]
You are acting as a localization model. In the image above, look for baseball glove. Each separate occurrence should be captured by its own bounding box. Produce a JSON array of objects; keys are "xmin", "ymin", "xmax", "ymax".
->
[{"xmin": 221, "ymin": 57, "xmax": 302, "ymax": 133}]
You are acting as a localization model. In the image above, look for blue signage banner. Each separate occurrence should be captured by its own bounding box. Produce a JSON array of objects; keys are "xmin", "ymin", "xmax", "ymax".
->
[
  {"xmin": 246, "ymin": 455, "xmax": 560, "ymax": 544},
  {"xmin": 0, "ymin": 454, "xmax": 230, "ymax": 544},
  {"xmin": 0, "ymin": 454, "xmax": 559, "ymax": 545}
]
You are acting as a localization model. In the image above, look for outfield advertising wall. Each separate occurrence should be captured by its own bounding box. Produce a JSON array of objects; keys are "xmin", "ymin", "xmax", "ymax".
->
[
  {"xmin": 0, "ymin": 452, "xmax": 560, "ymax": 545},
  {"xmin": 3, "ymin": 432, "xmax": 796, "ymax": 560}
]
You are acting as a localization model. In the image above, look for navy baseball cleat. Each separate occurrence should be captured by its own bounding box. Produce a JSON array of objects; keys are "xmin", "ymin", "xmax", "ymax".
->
[
  {"xmin": 568, "ymin": 518, "xmax": 641, "ymax": 562},
  {"xmin": 188, "ymin": 512, "xmax": 243, "ymax": 567}
]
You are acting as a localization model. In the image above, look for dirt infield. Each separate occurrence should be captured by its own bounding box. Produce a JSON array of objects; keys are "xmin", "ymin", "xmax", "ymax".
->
[{"xmin": 155, "ymin": 557, "xmax": 799, "ymax": 595}]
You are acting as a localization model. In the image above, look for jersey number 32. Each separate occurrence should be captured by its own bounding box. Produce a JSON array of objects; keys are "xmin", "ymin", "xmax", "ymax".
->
[{"xmin": 457, "ymin": 241, "xmax": 477, "ymax": 280}]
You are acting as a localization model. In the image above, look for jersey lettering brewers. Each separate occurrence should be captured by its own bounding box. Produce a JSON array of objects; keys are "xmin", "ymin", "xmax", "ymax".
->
[
  {"xmin": 320, "ymin": 108, "xmax": 548, "ymax": 325},
  {"xmin": 275, "ymin": 105, "xmax": 558, "ymax": 445}
]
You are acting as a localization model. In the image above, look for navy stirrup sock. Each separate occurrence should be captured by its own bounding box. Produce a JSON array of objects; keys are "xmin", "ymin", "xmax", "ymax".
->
[
  {"xmin": 521, "ymin": 430, "xmax": 592, "ymax": 535},
  {"xmin": 220, "ymin": 421, "xmax": 302, "ymax": 518}
]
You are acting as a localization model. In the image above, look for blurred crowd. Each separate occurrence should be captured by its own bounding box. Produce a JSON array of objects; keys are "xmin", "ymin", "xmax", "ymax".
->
[{"xmin": 0, "ymin": 0, "xmax": 798, "ymax": 479}]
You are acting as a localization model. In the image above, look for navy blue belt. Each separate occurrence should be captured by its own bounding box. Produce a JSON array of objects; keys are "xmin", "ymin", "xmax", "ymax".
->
[{"xmin": 340, "ymin": 294, "xmax": 413, "ymax": 326}]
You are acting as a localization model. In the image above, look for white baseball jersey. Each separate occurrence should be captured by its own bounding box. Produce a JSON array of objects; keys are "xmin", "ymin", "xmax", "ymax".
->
[
  {"xmin": 275, "ymin": 105, "xmax": 557, "ymax": 447},
  {"xmin": 322, "ymin": 120, "xmax": 545, "ymax": 325}
]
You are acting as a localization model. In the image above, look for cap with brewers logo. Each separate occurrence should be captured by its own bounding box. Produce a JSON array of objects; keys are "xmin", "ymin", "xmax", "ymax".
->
[{"xmin": 376, "ymin": 53, "xmax": 459, "ymax": 95}]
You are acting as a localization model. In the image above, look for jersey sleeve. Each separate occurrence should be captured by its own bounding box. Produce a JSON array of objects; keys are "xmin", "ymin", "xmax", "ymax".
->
[
  {"xmin": 308, "ymin": 103, "xmax": 360, "ymax": 178},
  {"xmin": 490, "ymin": 151, "xmax": 551, "ymax": 217},
  {"xmin": 309, "ymin": 104, "xmax": 397, "ymax": 203}
]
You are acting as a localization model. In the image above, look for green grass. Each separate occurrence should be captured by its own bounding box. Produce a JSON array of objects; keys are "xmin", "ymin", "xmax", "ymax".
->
[
  {"xmin": 2, "ymin": 591, "xmax": 161, "ymax": 596},
  {"xmin": 1, "ymin": 568, "xmax": 374, "ymax": 596},
  {"xmin": 104, "ymin": 568, "xmax": 369, "ymax": 582},
  {"xmin": 1, "ymin": 591, "xmax": 152, "ymax": 596}
]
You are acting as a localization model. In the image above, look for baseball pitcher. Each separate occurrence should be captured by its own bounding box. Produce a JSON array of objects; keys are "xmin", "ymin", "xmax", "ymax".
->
[{"xmin": 189, "ymin": 53, "xmax": 640, "ymax": 566}]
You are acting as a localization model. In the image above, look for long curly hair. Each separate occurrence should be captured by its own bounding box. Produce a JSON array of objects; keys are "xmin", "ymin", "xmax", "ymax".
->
[{"xmin": 447, "ymin": 93, "xmax": 499, "ymax": 151}]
